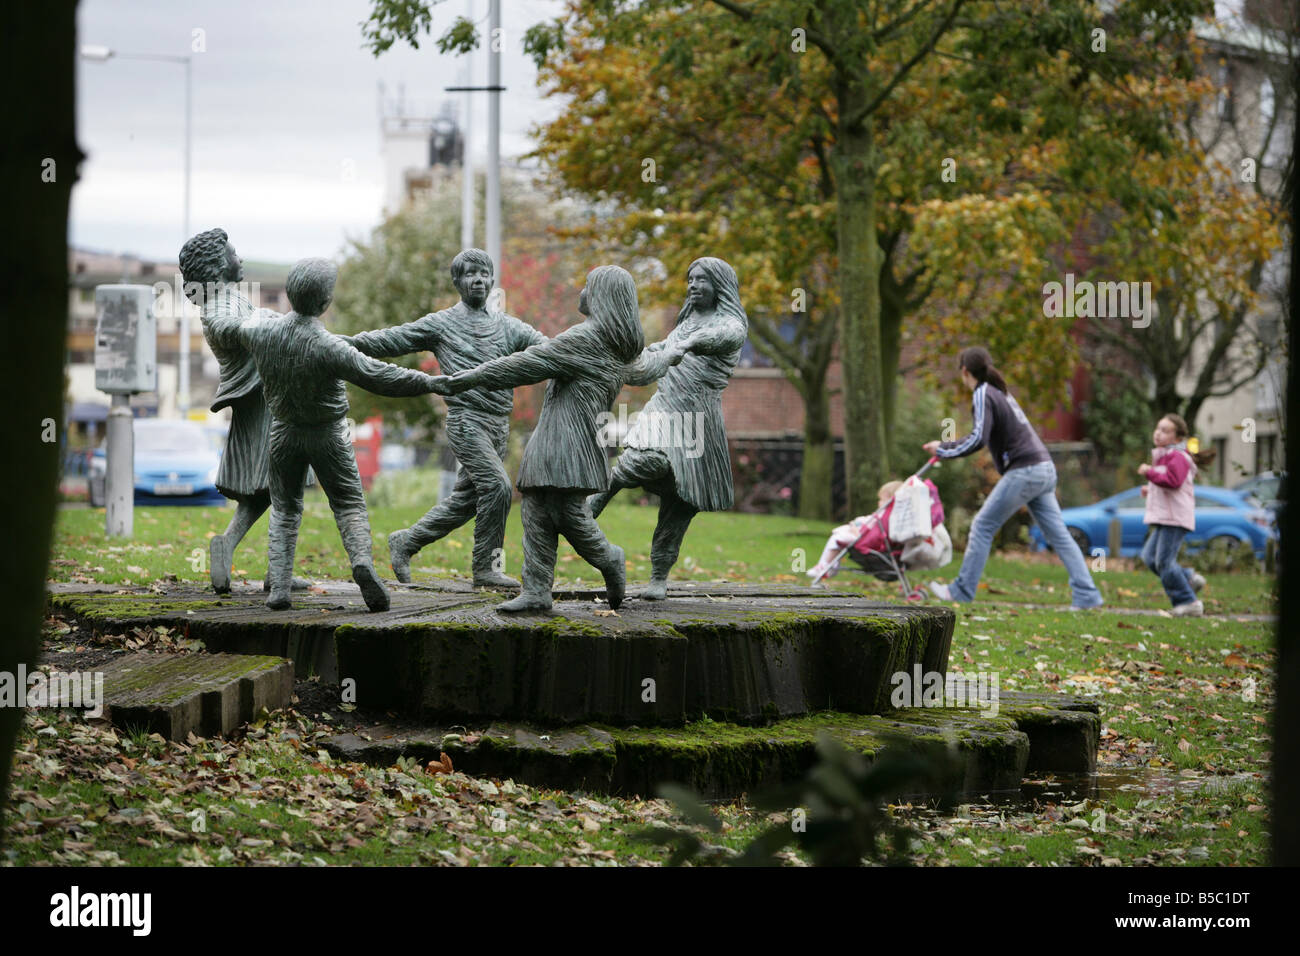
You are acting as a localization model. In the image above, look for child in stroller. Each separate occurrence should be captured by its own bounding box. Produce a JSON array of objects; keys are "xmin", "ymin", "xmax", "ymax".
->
[{"xmin": 808, "ymin": 460, "xmax": 952, "ymax": 600}]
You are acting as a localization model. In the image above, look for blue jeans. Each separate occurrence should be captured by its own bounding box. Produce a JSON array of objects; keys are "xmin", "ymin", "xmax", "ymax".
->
[
  {"xmin": 949, "ymin": 460, "xmax": 1103, "ymax": 607},
  {"xmin": 1140, "ymin": 524, "xmax": 1196, "ymax": 606}
]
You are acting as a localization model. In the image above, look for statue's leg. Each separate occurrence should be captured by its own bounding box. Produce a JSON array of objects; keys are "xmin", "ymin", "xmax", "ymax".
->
[
  {"xmin": 210, "ymin": 495, "xmax": 266, "ymax": 594},
  {"xmin": 393, "ymin": 415, "xmax": 481, "ymax": 581},
  {"xmin": 557, "ymin": 493, "xmax": 625, "ymax": 610},
  {"xmin": 212, "ymin": 396, "xmax": 272, "ymax": 593},
  {"xmin": 466, "ymin": 415, "xmax": 518, "ymax": 588},
  {"xmin": 498, "ymin": 490, "xmax": 555, "ymax": 613},
  {"xmin": 586, "ymin": 449, "xmax": 650, "ymax": 518},
  {"xmin": 393, "ymin": 469, "xmax": 475, "ymax": 582},
  {"xmin": 222, "ymin": 492, "xmax": 269, "ymax": 547},
  {"xmin": 314, "ymin": 421, "xmax": 389, "ymax": 613},
  {"xmin": 646, "ymin": 488, "xmax": 699, "ymax": 601},
  {"xmin": 266, "ymin": 424, "xmax": 308, "ymax": 610}
]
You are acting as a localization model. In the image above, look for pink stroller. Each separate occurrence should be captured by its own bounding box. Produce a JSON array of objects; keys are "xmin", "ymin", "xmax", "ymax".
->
[{"xmin": 808, "ymin": 457, "xmax": 951, "ymax": 601}]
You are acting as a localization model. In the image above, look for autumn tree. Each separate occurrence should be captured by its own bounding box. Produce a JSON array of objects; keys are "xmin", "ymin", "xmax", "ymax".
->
[
  {"xmin": 522, "ymin": 2, "xmax": 1218, "ymax": 511},
  {"xmin": 363, "ymin": 0, "xmax": 1219, "ymax": 514},
  {"xmin": 1075, "ymin": 4, "xmax": 1292, "ymax": 434}
]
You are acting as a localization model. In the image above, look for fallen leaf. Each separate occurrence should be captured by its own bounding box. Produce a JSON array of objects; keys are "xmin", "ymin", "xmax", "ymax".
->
[{"xmin": 426, "ymin": 752, "xmax": 454, "ymax": 775}]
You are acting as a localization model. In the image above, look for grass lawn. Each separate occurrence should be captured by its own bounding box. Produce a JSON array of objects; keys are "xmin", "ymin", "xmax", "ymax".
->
[
  {"xmin": 51, "ymin": 496, "xmax": 1275, "ymax": 616},
  {"xmin": 8, "ymin": 499, "xmax": 1275, "ymax": 866}
]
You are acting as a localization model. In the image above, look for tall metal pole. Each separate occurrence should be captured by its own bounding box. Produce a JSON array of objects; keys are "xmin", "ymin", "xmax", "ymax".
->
[
  {"xmin": 105, "ymin": 394, "xmax": 134, "ymax": 538},
  {"xmin": 460, "ymin": 9, "xmax": 474, "ymax": 253},
  {"xmin": 178, "ymin": 55, "xmax": 192, "ymax": 418},
  {"xmin": 486, "ymin": 0, "xmax": 501, "ymax": 283}
]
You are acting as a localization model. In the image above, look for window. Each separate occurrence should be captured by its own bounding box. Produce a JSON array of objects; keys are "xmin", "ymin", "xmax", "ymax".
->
[
  {"xmin": 1217, "ymin": 63, "xmax": 1234, "ymax": 122},
  {"xmin": 1256, "ymin": 433, "xmax": 1278, "ymax": 474},
  {"xmin": 1260, "ymin": 77, "xmax": 1275, "ymax": 128},
  {"xmin": 1212, "ymin": 437, "xmax": 1228, "ymax": 484},
  {"xmin": 1258, "ymin": 315, "xmax": 1280, "ymax": 347}
]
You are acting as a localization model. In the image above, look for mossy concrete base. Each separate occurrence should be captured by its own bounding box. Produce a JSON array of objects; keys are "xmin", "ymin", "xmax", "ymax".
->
[
  {"xmin": 320, "ymin": 704, "xmax": 1063, "ymax": 800},
  {"xmin": 82, "ymin": 651, "xmax": 293, "ymax": 741},
  {"xmin": 49, "ymin": 582, "xmax": 955, "ymax": 727},
  {"xmin": 997, "ymin": 690, "xmax": 1101, "ymax": 774}
]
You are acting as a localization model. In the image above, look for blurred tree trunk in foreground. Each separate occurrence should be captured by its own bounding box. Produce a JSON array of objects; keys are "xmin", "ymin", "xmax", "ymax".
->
[{"xmin": 0, "ymin": 0, "xmax": 79, "ymax": 830}]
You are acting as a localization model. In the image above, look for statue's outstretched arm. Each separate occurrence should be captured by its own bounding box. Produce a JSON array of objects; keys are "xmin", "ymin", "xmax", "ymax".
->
[
  {"xmin": 446, "ymin": 338, "xmax": 584, "ymax": 394},
  {"xmin": 348, "ymin": 313, "xmax": 439, "ymax": 358},
  {"xmin": 331, "ymin": 337, "xmax": 437, "ymax": 397}
]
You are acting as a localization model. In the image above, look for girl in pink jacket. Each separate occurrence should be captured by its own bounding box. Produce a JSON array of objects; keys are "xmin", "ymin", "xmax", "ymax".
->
[{"xmin": 1138, "ymin": 413, "xmax": 1214, "ymax": 617}]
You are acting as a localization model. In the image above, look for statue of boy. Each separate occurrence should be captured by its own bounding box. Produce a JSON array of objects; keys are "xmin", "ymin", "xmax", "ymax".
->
[
  {"xmin": 435, "ymin": 265, "xmax": 692, "ymax": 613},
  {"xmin": 345, "ymin": 249, "xmax": 545, "ymax": 588},
  {"xmin": 178, "ymin": 227, "xmax": 309, "ymax": 594},
  {"xmin": 588, "ymin": 257, "xmax": 748, "ymax": 599},
  {"xmin": 238, "ymin": 258, "xmax": 443, "ymax": 612}
]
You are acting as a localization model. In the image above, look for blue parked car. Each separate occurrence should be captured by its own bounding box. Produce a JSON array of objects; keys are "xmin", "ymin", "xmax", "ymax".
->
[
  {"xmin": 88, "ymin": 418, "xmax": 225, "ymax": 508},
  {"xmin": 1029, "ymin": 485, "xmax": 1276, "ymax": 559},
  {"xmin": 1232, "ymin": 471, "xmax": 1285, "ymax": 516}
]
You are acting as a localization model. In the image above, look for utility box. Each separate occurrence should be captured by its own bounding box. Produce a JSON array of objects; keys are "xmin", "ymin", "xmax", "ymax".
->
[{"xmin": 94, "ymin": 284, "xmax": 157, "ymax": 395}]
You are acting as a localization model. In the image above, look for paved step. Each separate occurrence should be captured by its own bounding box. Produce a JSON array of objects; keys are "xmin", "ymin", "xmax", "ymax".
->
[
  {"xmin": 319, "ymin": 692, "xmax": 1099, "ymax": 800},
  {"xmin": 75, "ymin": 652, "xmax": 293, "ymax": 740}
]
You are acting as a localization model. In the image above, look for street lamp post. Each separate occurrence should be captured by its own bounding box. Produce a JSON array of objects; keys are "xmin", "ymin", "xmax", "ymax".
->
[
  {"xmin": 444, "ymin": 0, "xmax": 505, "ymax": 294},
  {"xmin": 81, "ymin": 45, "xmax": 193, "ymax": 417}
]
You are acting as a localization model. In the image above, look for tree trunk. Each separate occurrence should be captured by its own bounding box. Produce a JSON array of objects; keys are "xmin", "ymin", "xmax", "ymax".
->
[
  {"xmin": 833, "ymin": 82, "xmax": 888, "ymax": 514},
  {"xmin": 1152, "ymin": 379, "xmax": 1182, "ymax": 422},
  {"xmin": 798, "ymin": 380, "xmax": 834, "ymax": 521},
  {"xmin": 0, "ymin": 0, "xmax": 78, "ymax": 828},
  {"xmin": 1182, "ymin": 395, "xmax": 1205, "ymax": 435},
  {"xmin": 880, "ymin": 291, "xmax": 904, "ymax": 435}
]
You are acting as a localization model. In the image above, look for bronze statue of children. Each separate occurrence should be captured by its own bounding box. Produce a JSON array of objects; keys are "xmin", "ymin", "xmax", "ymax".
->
[
  {"xmin": 238, "ymin": 258, "xmax": 442, "ymax": 612},
  {"xmin": 435, "ymin": 265, "xmax": 689, "ymax": 613},
  {"xmin": 344, "ymin": 248, "xmax": 545, "ymax": 588}
]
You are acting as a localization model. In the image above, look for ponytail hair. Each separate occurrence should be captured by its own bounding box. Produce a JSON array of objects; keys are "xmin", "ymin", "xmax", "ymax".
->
[
  {"xmin": 959, "ymin": 346, "xmax": 1009, "ymax": 393},
  {"xmin": 1162, "ymin": 413, "xmax": 1217, "ymax": 468}
]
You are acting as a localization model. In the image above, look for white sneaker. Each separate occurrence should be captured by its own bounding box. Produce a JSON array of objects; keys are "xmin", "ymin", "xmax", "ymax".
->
[
  {"xmin": 1188, "ymin": 572, "xmax": 1206, "ymax": 593},
  {"xmin": 1171, "ymin": 600, "xmax": 1204, "ymax": 618},
  {"xmin": 928, "ymin": 581, "xmax": 953, "ymax": 601}
]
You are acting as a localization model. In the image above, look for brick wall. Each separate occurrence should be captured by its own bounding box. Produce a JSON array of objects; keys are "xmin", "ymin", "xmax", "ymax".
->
[{"xmin": 722, "ymin": 365, "xmax": 845, "ymax": 438}]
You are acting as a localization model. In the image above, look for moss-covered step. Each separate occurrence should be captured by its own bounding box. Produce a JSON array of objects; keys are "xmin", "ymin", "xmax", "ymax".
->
[
  {"xmin": 996, "ymin": 690, "xmax": 1101, "ymax": 774},
  {"xmin": 336, "ymin": 595, "xmax": 953, "ymax": 726},
  {"xmin": 72, "ymin": 651, "xmax": 293, "ymax": 741},
  {"xmin": 320, "ymin": 706, "xmax": 1045, "ymax": 800},
  {"xmin": 49, "ymin": 583, "xmax": 955, "ymax": 727}
]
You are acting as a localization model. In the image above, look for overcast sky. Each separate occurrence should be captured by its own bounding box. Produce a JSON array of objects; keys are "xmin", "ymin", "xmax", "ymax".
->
[{"xmin": 73, "ymin": 0, "xmax": 566, "ymax": 263}]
